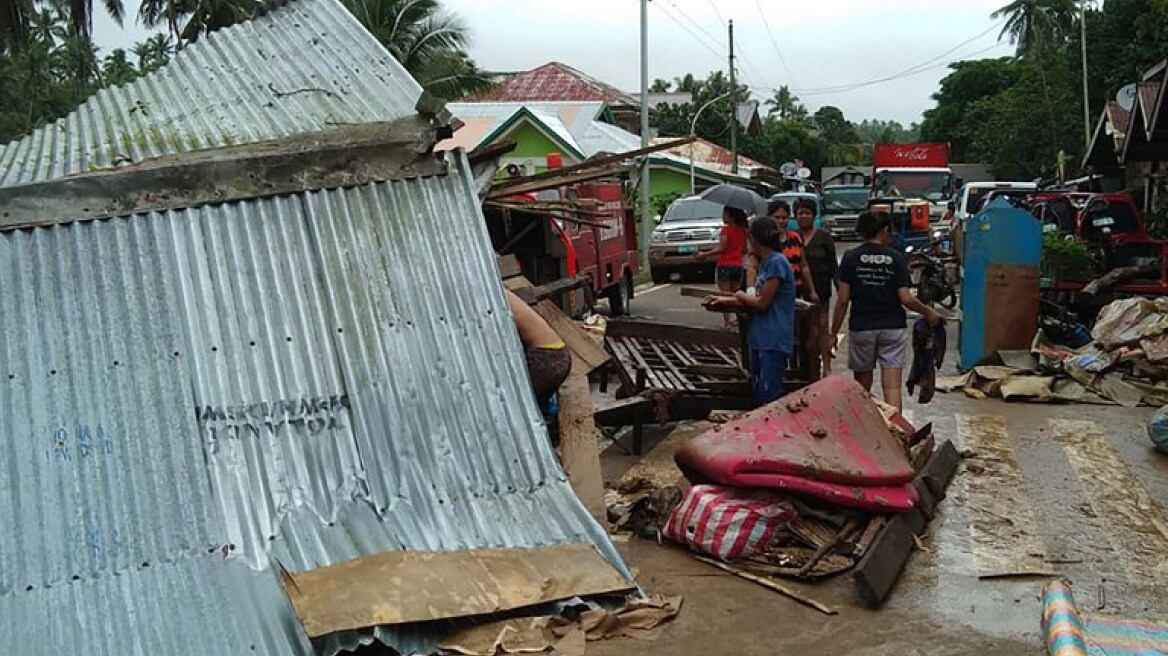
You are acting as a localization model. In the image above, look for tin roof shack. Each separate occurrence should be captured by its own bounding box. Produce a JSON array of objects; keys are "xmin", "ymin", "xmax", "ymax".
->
[{"xmin": 0, "ymin": 0, "xmax": 633, "ymax": 654}]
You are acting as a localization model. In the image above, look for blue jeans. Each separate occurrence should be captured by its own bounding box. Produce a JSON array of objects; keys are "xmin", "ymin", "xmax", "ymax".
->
[{"xmin": 750, "ymin": 349, "xmax": 789, "ymax": 405}]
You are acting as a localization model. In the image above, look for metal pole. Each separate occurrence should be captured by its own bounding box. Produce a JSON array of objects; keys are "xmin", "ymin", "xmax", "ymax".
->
[
  {"xmin": 638, "ymin": 0, "xmax": 651, "ymax": 269},
  {"xmin": 690, "ymin": 92, "xmax": 733, "ymax": 194},
  {"xmin": 728, "ymin": 19, "xmax": 738, "ymax": 175},
  {"xmin": 1081, "ymin": 0, "xmax": 1091, "ymax": 147}
]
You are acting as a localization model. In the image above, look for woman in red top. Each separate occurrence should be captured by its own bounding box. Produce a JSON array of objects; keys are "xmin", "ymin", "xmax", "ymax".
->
[{"xmin": 696, "ymin": 206, "xmax": 749, "ymax": 329}]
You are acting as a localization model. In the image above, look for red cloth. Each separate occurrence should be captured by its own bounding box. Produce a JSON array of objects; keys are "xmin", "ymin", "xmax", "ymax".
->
[{"xmin": 716, "ymin": 224, "xmax": 748, "ymax": 268}]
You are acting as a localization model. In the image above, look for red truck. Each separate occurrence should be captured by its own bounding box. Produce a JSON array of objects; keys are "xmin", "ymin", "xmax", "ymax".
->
[
  {"xmin": 484, "ymin": 181, "xmax": 641, "ymax": 316},
  {"xmin": 871, "ymin": 143, "xmax": 955, "ymax": 224}
]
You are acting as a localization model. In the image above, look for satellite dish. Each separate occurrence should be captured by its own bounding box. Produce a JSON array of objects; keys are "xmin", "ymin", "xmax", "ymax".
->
[
  {"xmin": 797, "ymin": 167, "xmax": 812, "ymax": 180},
  {"xmin": 779, "ymin": 162, "xmax": 798, "ymax": 177},
  {"xmin": 1117, "ymin": 83, "xmax": 1138, "ymax": 112}
]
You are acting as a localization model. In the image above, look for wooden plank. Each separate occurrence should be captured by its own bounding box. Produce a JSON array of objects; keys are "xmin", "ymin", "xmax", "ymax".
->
[
  {"xmin": 622, "ymin": 337, "xmax": 670, "ymax": 390},
  {"xmin": 683, "ymin": 364, "xmax": 746, "ymax": 378},
  {"xmin": 852, "ymin": 440, "xmax": 961, "ymax": 607},
  {"xmin": 606, "ymin": 320, "xmax": 741, "ymax": 350},
  {"xmin": 694, "ymin": 556, "xmax": 838, "ymax": 616},
  {"xmin": 279, "ymin": 544, "xmax": 635, "ymax": 638},
  {"xmin": 534, "ymin": 300, "xmax": 610, "ymax": 374},
  {"xmin": 679, "ymin": 286, "xmax": 732, "ymax": 300},
  {"xmin": 497, "ymin": 253, "xmax": 523, "ymax": 280},
  {"xmin": 556, "ymin": 372, "xmax": 605, "ymax": 521},
  {"xmin": 646, "ymin": 340, "xmax": 696, "ymax": 391},
  {"xmin": 852, "ymin": 509, "xmax": 927, "ymax": 608},
  {"xmin": 512, "ymin": 276, "xmax": 589, "ymax": 305}
]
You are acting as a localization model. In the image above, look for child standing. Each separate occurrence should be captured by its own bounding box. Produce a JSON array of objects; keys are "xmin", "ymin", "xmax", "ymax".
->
[{"xmin": 707, "ymin": 215, "xmax": 796, "ymax": 404}]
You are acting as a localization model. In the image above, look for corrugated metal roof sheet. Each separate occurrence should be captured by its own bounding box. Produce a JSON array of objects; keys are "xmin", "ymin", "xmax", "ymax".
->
[
  {"xmin": 0, "ymin": 0, "xmax": 628, "ymax": 653},
  {"xmin": 0, "ymin": 155, "xmax": 622, "ymax": 655},
  {"xmin": 0, "ymin": 0, "xmax": 422, "ymax": 187},
  {"xmin": 468, "ymin": 62, "xmax": 636, "ymax": 106}
]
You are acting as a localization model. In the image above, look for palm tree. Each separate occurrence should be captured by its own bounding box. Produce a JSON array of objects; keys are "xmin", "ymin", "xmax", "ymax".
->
[
  {"xmin": 991, "ymin": 0, "xmax": 1076, "ymax": 56},
  {"xmin": 1, "ymin": 0, "xmax": 35, "ymax": 52},
  {"xmin": 344, "ymin": 0, "xmax": 493, "ymax": 99},
  {"xmin": 102, "ymin": 47, "xmax": 137, "ymax": 85},
  {"xmin": 52, "ymin": 33, "xmax": 102, "ymax": 96},
  {"xmin": 765, "ymin": 85, "xmax": 804, "ymax": 121},
  {"xmin": 132, "ymin": 32, "xmax": 173, "ymax": 71}
]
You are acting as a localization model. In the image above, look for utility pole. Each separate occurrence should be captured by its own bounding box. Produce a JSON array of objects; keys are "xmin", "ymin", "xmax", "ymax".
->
[
  {"xmin": 1080, "ymin": 0, "xmax": 1091, "ymax": 147},
  {"xmin": 638, "ymin": 0, "xmax": 651, "ymax": 268},
  {"xmin": 728, "ymin": 19, "xmax": 738, "ymax": 175}
]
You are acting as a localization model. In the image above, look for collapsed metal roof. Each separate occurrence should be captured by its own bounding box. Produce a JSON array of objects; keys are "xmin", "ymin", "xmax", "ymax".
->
[{"xmin": 0, "ymin": 1, "xmax": 626, "ymax": 654}]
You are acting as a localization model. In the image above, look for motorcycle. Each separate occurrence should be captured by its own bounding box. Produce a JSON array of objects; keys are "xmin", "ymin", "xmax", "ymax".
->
[{"xmin": 906, "ymin": 241, "xmax": 958, "ymax": 309}]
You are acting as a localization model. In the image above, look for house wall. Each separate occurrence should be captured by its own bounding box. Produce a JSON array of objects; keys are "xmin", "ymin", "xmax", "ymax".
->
[{"xmin": 497, "ymin": 123, "xmax": 577, "ymax": 176}]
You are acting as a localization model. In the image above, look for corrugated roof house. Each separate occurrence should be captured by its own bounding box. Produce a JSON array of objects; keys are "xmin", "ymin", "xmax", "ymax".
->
[
  {"xmin": 441, "ymin": 101, "xmax": 768, "ymax": 184},
  {"xmin": 0, "ymin": 1, "xmax": 627, "ymax": 654}
]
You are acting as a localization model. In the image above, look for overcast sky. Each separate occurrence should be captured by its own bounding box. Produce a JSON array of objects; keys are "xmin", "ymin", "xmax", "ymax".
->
[{"xmin": 93, "ymin": 0, "xmax": 1015, "ymax": 125}]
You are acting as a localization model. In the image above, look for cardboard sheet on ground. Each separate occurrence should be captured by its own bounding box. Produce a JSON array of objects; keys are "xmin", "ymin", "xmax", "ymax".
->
[
  {"xmin": 279, "ymin": 544, "xmax": 636, "ymax": 638},
  {"xmin": 437, "ymin": 596, "xmax": 683, "ymax": 655},
  {"xmin": 675, "ymin": 375, "xmax": 916, "ymax": 488}
]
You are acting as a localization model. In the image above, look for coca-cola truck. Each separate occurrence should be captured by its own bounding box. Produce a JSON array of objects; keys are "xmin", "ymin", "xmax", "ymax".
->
[{"xmin": 871, "ymin": 143, "xmax": 956, "ymax": 225}]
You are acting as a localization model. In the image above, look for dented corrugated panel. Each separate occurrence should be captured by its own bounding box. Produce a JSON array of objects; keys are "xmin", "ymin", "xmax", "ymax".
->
[
  {"xmin": 0, "ymin": 0, "xmax": 627, "ymax": 652},
  {"xmin": 0, "ymin": 0, "xmax": 422, "ymax": 187},
  {"xmin": 0, "ymin": 153, "xmax": 624, "ymax": 655}
]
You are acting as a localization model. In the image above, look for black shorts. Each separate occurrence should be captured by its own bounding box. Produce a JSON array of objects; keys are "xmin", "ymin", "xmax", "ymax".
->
[
  {"xmin": 526, "ymin": 346, "xmax": 572, "ymax": 403},
  {"xmin": 716, "ymin": 266, "xmax": 745, "ymax": 284}
]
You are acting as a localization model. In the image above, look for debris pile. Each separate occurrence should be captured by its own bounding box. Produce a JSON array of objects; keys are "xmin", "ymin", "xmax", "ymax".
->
[
  {"xmin": 940, "ymin": 297, "xmax": 1168, "ymax": 407},
  {"xmin": 604, "ymin": 375, "xmax": 960, "ymax": 610}
]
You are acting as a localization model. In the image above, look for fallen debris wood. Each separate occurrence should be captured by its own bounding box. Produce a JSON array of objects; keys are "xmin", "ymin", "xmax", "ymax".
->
[
  {"xmin": 852, "ymin": 441, "xmax": 960, "ymax": 607},
  {"xmin": 693, "ymin": 555, "xmax": 838, "ymax": 616}
]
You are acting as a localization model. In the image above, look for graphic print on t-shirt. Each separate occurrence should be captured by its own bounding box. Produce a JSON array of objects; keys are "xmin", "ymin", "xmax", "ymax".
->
[{"xmin": 839, "ymin": 243, "xmax": 910, "ymax": 332}]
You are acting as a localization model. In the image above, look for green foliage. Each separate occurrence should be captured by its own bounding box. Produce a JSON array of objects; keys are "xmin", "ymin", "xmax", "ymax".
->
[
  {"xmin": 922, "ymin": 0, "xmax": 1168, "ymax": 181},
  {"xmin": 650, "ymin": 72, "xmax": 902, "ymax": 177},
  {"xmin": 652, "ymin": 191, "xmax": 683, "ymax": 219},
  {"xmin": 1, "ymin": 0, "xmax": 489, "ymax": 146},
  {"xmin": 1042, "ymin": 232, "xmax": 1096, "ymax": 279}
]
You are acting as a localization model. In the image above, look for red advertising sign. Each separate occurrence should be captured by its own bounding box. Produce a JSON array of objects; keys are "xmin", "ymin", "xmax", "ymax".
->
[{"xmin": 873, "ymin": 142, "xmax": 950, "ymax": 168}]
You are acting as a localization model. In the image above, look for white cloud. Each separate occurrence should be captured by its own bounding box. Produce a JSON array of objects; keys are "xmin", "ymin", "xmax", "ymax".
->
[{"xmin": 93, "ymin": 0, "xmax": 1016, "ymax": 124}]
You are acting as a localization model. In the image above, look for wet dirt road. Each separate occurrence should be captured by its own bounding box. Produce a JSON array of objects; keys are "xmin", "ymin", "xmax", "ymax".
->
[{"xmin": 595, "ymin": 280, "xmax": 1168, "ymax": 655}]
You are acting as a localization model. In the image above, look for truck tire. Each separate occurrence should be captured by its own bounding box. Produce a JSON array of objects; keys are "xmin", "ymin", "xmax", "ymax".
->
[
  {"xmin": 609, "ymin": 273, "xmax": 632, "ymax": 316},
  {"xmin": 651, "ymin": 267, "xmax": 669, "ymax": 285}
]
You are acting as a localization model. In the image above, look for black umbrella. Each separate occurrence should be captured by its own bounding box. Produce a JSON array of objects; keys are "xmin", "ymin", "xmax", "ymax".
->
[{"xmin": 698, "ymin": 184, "xmax": 768, "ymax": 217}]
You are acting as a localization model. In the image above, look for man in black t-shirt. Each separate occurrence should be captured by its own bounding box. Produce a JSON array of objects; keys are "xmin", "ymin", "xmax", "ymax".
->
[{"xmin": 830, "ymin": 211, "xmax": 941, "ymax": 411}]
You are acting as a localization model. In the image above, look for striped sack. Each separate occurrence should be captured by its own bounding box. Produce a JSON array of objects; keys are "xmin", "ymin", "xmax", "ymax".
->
[{"xmin": 663, "ymin": 484, "xmax": 797, "ymax": 561}]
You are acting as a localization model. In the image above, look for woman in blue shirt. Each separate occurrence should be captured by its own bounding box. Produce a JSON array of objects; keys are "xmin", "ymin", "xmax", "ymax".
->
[{"xmin": 707, "ymin": 216, "xmax": 797, "ymax": 404}]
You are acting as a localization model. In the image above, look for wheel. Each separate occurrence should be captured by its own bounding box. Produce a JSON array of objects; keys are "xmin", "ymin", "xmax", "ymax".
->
[
  {"xmin": 651, "ymin": 267, "xmax": 669, "ymax": 285},
  {"xmin": 939, "ymin": 287, "xmax": 958, "ymax": 310},
  {"xmin": 609, "ymin": 272, "xmax": 632, "ymax": 316}
]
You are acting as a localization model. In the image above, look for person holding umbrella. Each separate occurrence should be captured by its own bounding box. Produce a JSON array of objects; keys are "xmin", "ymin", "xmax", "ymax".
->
[{"xmin": 694, "ymin": 205, "xmax": 749, "ymax": 330}]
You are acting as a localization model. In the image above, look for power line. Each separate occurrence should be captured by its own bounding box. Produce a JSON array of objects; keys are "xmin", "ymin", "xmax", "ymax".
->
[
  {"xmin": 705, "ymin": 0, "xmax": 725, "ymax": 24},
  {"xmin": 664, "ymin": 0, "xmax": 726, "ymax": 56},
  {"xmin": 783, "ymin": 43, "xmax": 1005, "ymax": 97},
  {"xmin": 754, "ymin": 0, "xmax": 795, "ymax": 85},
  {"xmin": 761, "ymin": 21, "xmax": 1005, "ymax": 97},
  {"xmin": 651, "ymin": 1, "xmax": 726, "ymax": 67}
]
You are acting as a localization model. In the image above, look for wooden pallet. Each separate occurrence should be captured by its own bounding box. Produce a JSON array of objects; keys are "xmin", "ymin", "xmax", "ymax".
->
[{"xmin": 607, "ymin": 334, "xmax": 748, "ymax": 394}]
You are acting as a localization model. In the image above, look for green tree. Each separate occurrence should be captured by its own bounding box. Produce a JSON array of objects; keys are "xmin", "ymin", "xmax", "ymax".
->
[
  {"xmin": 131, "ymin": 33, "xmax": 173, "ymax": 72},
  {"xmin": 920, "ymin": 58, "xmax": 1020, "ymax": 160},
  {"xmin": 992, "ymin": 0, "xmax": 1077, "ymax": 56},
  {"xmin": 764, "ymin": 85, "xmax": 806, "ymax": 121},
  {"xmin": 343, "ymin": 0, "xmax": 492, "ymax": 99},
  {"xmin": 102, "ymin": 47, "xmax": 136, "ymax": 86}
]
